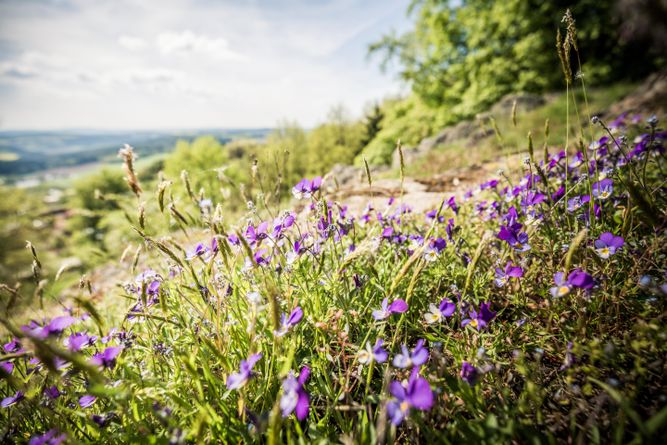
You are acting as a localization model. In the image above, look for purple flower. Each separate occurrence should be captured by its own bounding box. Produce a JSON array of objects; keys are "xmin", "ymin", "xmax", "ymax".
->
[
  {"xmin": 1, "ymin": 391, "xmax": 24, "ymax": 408},
  {"xmin": 550, "ymin": 272, "xmax": 571, "ymax": 297},
  {"xmin": 568, "ymin": 269, "xmax": 595, "ymax": 289},
  {"xmin": 275, "ymin": 307, "xmax": 304, "ymax": 337},
  {"xmin": 592, "ymin": 178, "xmax": 613, "ymax": 200},
  {"xmin": 460, "ymin": 361, "xmax": 480, "ymax": 386},
  {"xmin": 44, "ymin": 386, "xmax": 61, "ymax": 400},
  {"xmin": 494, "ymin": 261, "xmax": 524, "ymax": 287},
  {"xmin": 357, "ymin": 339, "xmax": 388, "ymax": 364},
  {"xmin": 567, "ymin": 195, "xmax": 590, "ymax": 212},
  {"xmin": 386, "ymin": 368, "xmax": 434, "ymax": 425},
  {"xmin": 227, "ymin": 353, "xmax": 262, "ymax": 390},
  {"xmin": 372, "ymin": 298, "xmax": 408, "ymax": 320},
  {"xmin": 90, "ymin": 346, "xmax": 122, "ymax": 369},
  {"xmin": 245, "ymin": 221, "xmax": 269, "ymax": 245},
  {"xmin": 292, "ymin": 177, "xmax": 322, "ymax": 199},
  {"xmin": 550, "ymin": 269, "xmax": 595, "ymax": 297},
  {"xmin": 28, "ymin": 429, "xmax": 67, "ymax": 445},
  {"xmin": 462, "ymin": 302, "xmax": 496, "ymax": 330},
  {"xmin": 497, "ymin": 225, "xmax": 531, "ymax": 252},
  {"xmin": 393, "ymin": 339, "xmax": 429, "ymax": 368},
  {"xmin": 0, "ymin": 359, "xmax": 14, "ymax": 375},
  {"xmin": 66, "ymin": 332, "xmax": 94, "ymax": 352},
  {"xmin": 3, "ymin": 338, "xmax": 22, "ymax": 353},
  {"xmin": 280, "ymin": 366, "xmax": 310, "ymax": 420},
  {"xmin": 424, "ymin": 299, "xmax": 456, "ymax": 324},
  {"xmin": 186, "ymin": 243, "xmax": 209, "ymax": 261},
  {"xmin": 79, "ymin": 395, "xmax": 97, "ymax": 408},
  {"xmin": 594, "ymin": 232, "xmax": 624, "ymax": 259},
  {"xmin": 569, "ymin": 151, "xmax": 584, "ymax": 169},
  {"xmin": 447, "ymin": 196, "xmax": 459, "ymax": 214}
]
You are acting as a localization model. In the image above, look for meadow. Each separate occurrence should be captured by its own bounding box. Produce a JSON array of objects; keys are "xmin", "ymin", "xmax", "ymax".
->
[
  {"xmin": 1, "ymin": 103, "xmax": 666, "ymax": 443},
  {"xmin": 1, "ymin": 2, "xmax": 666, "ymax": 444}
]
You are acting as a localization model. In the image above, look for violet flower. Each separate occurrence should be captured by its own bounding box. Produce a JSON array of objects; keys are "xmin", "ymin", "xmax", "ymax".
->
[
  {"xmin": 3, "ymin": 338, "xmax": 22, "ymax": 353},
  {"xmin": 549, "ymin": 269, "xmax": 595, "ymax": 297},
  {"xmin": 372, "ymin": 298, "xmax": 408, "ymax": 321},
  {"xmin": 357, "ymin": 339, "xmax": 388, "ymax": 365},
  {"xmin": 592, "ymin": 178, "xmax": 613, "ymax": 200},
  {"xmin": 28, "ymin": 430, "xmax": 66, "ymax": 445},
  {"xmin": 594, "ymin": 232, "xmax": 624, "ymax": 259},
  {"xmin": 186, "ymin": 243, "xmax": 209, "ymax": 261},
  {"xmin": 280, "ymin": 366, "xmax": 310, "ymax": 420},
  {"xmin": 90, "ymin": 346, "xmax": 122, "ymax": 369},
  {"xmin": 462, "ymin": 302, "xmax": 496, "ymax": 331},
  {"xmin": 386, "ymin": 368, "xmax": 434, "ymax": 425},
  {"xmin": 274, "ymin": 307, "xmax": 303, "ymax": 337},
  {"xmin": 1, "ymin": 390, "xmax": 24, "ymax": 408},
  {"xmin": 292, "ymin": 177, "xmax": 322, "ymax": 199},
  {"xmin": 494, "ymin": 261, "xmax": 524, "ymax": 287},
  {"xmin": 423, "ymin": 299, "xmax": 456, "ymax": 324},
  {"xmin": 79, "ymin": 395, "xmax": 97, "ymax": 408},
  {"xmin": 227, "ymin": 353, "xmax": 262, "ymax": 390},
  {"xmin": 393, "ymin": 339, "xmax": 429, "ymax": 368},
  {"xmin": 460, "ymin": 361, "xmax": 480, "ymax": 386},
  {"xmin": 497, "ymin": 225, "xmax": 531, "ymax": 252},
  {"xmin": 0, "ymin": 361, "xmax": 13, "ymax": 375}
]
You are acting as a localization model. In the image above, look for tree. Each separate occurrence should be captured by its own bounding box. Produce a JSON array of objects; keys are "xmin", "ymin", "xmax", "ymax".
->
[{"xmin": 370, "ymin": 0, "xmax": 663, "ymax": 120}]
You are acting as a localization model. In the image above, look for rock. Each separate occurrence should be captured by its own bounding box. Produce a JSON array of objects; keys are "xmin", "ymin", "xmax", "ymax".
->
[
  {"xmin": 323, "ymin": 164, "xmax": 363, "ymax": 190},
  {"xmin": 607, "ymin": 71, "xmax": 667, "ymax": 117},
  {"xmin": 490, "ymin": 93, "xmax": 545, "ymax": 115}
]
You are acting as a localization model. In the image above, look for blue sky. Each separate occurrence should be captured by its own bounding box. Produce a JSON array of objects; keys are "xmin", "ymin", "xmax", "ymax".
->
[{"xmin": 0, "ymin": 0, "xmax": 412, "ymax": 130}]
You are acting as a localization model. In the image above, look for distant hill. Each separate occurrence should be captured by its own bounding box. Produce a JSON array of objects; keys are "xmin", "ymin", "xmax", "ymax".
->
[{"xmin": 0, "ymin": 128, "xmax": 271, "ymax": 176}]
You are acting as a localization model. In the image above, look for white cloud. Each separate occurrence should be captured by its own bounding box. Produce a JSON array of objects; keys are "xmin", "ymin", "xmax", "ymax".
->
[
  {"xmin": 118, "ymin": 35, "xmax": 148, "ymax": 51},
  {"xmin": 156, "ymin": 30, "xmax": 240, "ymax": 59},
  {"xmin": 0, "ymin": 0, "xmax": 412, "ymax": 129}
]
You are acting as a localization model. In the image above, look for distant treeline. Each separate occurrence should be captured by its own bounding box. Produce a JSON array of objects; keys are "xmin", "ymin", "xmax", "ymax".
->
[{"xmin": 0, "ymin": 129, "xmax": 270, "ymax": 176}]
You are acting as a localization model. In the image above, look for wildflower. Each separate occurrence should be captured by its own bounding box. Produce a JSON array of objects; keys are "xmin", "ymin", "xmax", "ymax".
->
[
  {"xmin": 66, "ymin": 332, "xmax": 95, "ymax": 352},
  {"xmin": 28, "ymin": 430, "xmax": 66, "ymax": 445},
  {"xmin": 594, "ymin": 232, "xmax": 624, "ymax": 259},
  {"xmin": 227, "ymin": 353, "xmax": 262, "ymax": 390},
  {"xmin": 280, "ymin": 366, "xmax": 310, "ymax": 420},
  {"xmin": 1, "ymin": 391, "xmax": 24, "ymax": 408},
  {"xmin": 3, "ymin": 338, "xmax": 22, "ymax": 353},
  {"xmin": 569, "ymin": 152, "xmax": 584, "ymax": 168},
  {"xmin": 393, "ymin": 340, "xmax": 429, "ymax": 368},
  {"xmin": 460, "ymin": 361, "xmax": 479, "ymax": 386},
  {"xmin": 497, "ymin": 225, "xmax": 531, "ymax": 252},
  {"xmin": 462, "ymin": 302, "xmax": 496, "ymax": 331},
  {"xmin": 245, "ymin": 221, "xmax": 269, "ymax": 245},
  {"xmin": 494, "ymin": 261, "xmax": 524, "ymax": 287},
  {"xmin": 592, "ymin": 178, "xmax": 613, "ymax": 200},
  {"xmin": 275, "ymin": 307, "xmax": 304, "ymax": 337},
  {"xmin": 186, "ymin": 243, "xmax": 209, "ymax": 261},
  {"xmin": 550, "ymin": 272, "xmax": 572, "ymax": 297},
  {"xmin": 44, "ymin": 386, "xmax": 61, "ymax": 400},
  {"xmin": 567, "ymin": 195, "xmax": 590, "ymax": 212},
  {"xmin": 550, "ymin": 269, "xmax": 595, "ymax": 297},
  {"xmin": 357, "ymin": 339, "xmax": 388, "ymax": 365},
  {"xmin": 372, "ymin": 298, "xmax": 408, "ymax": 320},
  {"xmin": 292, "ymin": 177, "xmax": 322, "ymax": 199},
  {"xmin": 386, "ymin": 368, "xmax": 434, "ymax": 425},
  {"xmin": 423, "ymin": 299, "xmax": 455, "ymax": 324},
  {"xmin": 90, "ymin": 346, "xmax": 123, "ymax": 369},
  {"xmin": 0, "ymin": 361, "xmax": 13, "ymax": 375},
  {"xmin": 79, "ymin": 395, "xmax": 97, "ymax": 408}
]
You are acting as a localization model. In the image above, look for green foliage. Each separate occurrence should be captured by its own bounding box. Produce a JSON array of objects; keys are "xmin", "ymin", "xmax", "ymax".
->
[
  {"xmin": 368, "ymin": 0, "xmax": 663, "ymax": 154},
  {"xmin": 163, "ymin": 136, "xmax": 229, "ymax": 202},
  {"xmin": 356, "ymin": 95, "xmax": 449, "ymax": 165}
]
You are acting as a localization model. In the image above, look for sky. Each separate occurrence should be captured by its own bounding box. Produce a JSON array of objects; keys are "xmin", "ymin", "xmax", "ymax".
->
[{"xmin": 0, "ymin": 0, "xmax": 412, "ymax": 130}]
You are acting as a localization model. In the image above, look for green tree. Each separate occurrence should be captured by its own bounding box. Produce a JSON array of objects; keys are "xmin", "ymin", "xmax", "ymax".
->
[{"xmin": 370, "ymin": 0, "xmax": 662, "ymax": 119}]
